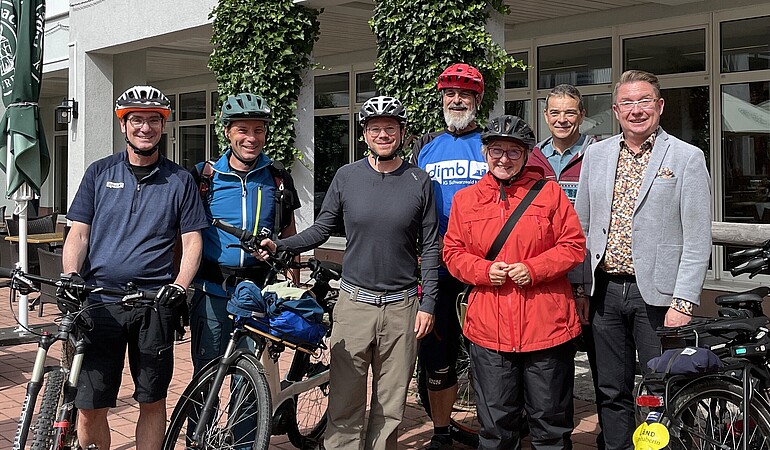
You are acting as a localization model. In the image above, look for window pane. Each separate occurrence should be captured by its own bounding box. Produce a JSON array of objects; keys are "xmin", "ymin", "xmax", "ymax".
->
[
  {"xmin": 505, "ymin": 52, "xmax": 528, "ymax": 89},
  {"xmin": 356, "ymin": 72, "xmax": 378, "ymax": 103},
  {"xmin": 722, "ymin": 82, "xmax": 770, "ymax": 224},
  {"xmin": 354, "ymin": 115, "xmax": 367, "ymax": 161},
  {"xmin": 721, "ymin": 16, "xmax": 770, "ymax": 73},
  {"xmin": 315, "ymin": 73, "xmax": 350, "ymax": 109},
  {"xmin": 624, "ymin": 29, "xmax": 705, "ymax": 75},
  {"xmin": 660, "ymin": 86, "xmax": 710, "ymax": 162},
  {"xmin": 314, "ymin": 114, "xmax": 349, "ymax": 236},
  {"xmin": 535, "ymin": 94, "xmax": 612, "ymax": 142},
  {"xmin": 504, "ymin": 100, "xmax": 532, "ymax": 128},
  {"xmin": 179, "ymin": 91, "xmax": 206, "ymax": 121},
  {"xmin": 179, "ymin": 125, "xmax": 207, "ymax": 171},
  {"xmin": 538, "ymin": 38, "xmax": 612, "ymax": 89},
  {"xmin": 211, "ymin": 91, "xmax": 219, "ymax": 117},
  {"xmin": 210, "ymin": 124, "xmax": 221, "ymax": 159},
  {"xmin": 167, "ymin": 95, "xmax": 176, "ymax": 122},
  {"xmin": 54, "ymin": 135, "xmax": 68, "ymax": 213}
]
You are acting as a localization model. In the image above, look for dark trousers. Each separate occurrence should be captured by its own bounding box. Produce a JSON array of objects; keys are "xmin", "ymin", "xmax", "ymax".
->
[
  {"xmin": 470, "ymin": 341, "xmax": 576, "ymax": 450},
  {"xmin": 590, "ymin": 272, "xmax": 667, "ymax": 450}
]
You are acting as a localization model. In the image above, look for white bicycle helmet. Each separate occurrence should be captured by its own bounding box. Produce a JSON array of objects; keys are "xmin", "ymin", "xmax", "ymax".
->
[
  {"xmin": 359, "ymin": 96, "xmax": 407, "ymax": 126},
  {"xmin": 115, "ymin": 85, "xmax": 172, "ymax": 120}
]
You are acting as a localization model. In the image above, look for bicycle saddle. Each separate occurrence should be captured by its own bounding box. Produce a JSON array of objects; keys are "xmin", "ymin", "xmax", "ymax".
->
[{"xmin": 715, "ymin": 286, "xmax": 769, "ymax": 306}]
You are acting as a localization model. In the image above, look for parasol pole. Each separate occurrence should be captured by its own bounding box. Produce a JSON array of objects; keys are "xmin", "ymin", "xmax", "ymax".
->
[{"xmin": 6, "ymin": 119, "xmax": 33, "ymax": 331}]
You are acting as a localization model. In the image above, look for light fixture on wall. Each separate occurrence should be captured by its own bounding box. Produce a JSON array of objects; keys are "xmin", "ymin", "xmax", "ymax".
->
[{"xmin": 55, "ymin": 98, "xmax": 79, "ymax": 124}]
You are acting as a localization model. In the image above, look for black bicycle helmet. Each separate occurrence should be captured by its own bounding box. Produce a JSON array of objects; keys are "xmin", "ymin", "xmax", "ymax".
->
[
  {"xmin": 221, "ymin": 93, "xmax": 272, "ymax": 125},
  {"xmin": 480, "ymin": 115, "xmax": 536, "ymax": 149},
  {"xmin": 359, "ymin": 96, "xmax": 407, "ymax": 126}
]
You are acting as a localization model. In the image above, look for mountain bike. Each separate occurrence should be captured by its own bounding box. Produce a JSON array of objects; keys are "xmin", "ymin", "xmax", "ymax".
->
[
  {"xmin": 163, "ymin": 220, "xmax": 341, "ymax": 450},
  {"xmin": 635, "ymin": 241, "xmax": 770, "ymax": 450},
  {"xmin": 4, "ymin": 267, "xmax": 156, "ymax": 450}
]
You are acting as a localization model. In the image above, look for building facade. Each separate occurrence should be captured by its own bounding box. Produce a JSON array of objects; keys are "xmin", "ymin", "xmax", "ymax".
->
[{"xmin": 5, "ymin": 0, "xmax": 770, "ymax": 295}]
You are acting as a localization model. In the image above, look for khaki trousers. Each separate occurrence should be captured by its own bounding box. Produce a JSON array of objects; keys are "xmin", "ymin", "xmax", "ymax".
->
[{"xmin": 324, "ymin": 289, "xmax": 420, "ymax": 450}]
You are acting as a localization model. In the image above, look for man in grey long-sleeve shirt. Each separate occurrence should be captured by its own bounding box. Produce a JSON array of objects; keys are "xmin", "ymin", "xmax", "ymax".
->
[{"xmin": 260, "ymin": 96, "xmax": 438, "ymax": 450}]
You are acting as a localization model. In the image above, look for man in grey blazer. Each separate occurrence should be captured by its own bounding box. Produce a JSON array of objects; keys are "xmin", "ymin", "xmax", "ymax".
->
[{"xmin": 574, "ymin": 70, "xmax": 711, "ymax": 450}]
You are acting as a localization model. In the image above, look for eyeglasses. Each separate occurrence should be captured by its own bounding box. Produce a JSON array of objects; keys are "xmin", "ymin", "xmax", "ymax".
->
[
  {"xmin": 487, "ymin": 147, "xmax": 524, "ymax": 160},
  {"xmin": 615, "ymin": 98, "xmax": 659, "ymax": 112},
  {"xmin": 366, "ymin": 126, "xmax": 399, "ymax": 137},
  {"xmin": 128, "ymin": 116, "xmax": 163, "ymax": 128}
]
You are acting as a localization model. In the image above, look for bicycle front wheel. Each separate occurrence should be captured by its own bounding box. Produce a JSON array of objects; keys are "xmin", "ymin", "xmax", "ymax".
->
[
  {"xmin": 163, "ymin": 354, "xmax": 272, "ymax": 450},
  {"xmin": 14, "ymin": 367, "xmax": 70, "ymax": 450},
  {"xmin": 667, "ymin": 378, "xmax": 770, "ymax": 450},
  {"xmin": 285, "ymin": 337, "xmax": 331, "ymax": 448}
]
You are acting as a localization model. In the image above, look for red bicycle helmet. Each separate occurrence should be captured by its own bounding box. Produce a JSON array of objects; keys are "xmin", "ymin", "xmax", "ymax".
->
[{"xmin": 437, "ymin": 63, "xmax": 484, "ymax": 97}]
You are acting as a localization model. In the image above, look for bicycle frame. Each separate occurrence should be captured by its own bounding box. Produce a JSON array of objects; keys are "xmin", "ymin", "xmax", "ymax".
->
[{"xmin": 189, "ymin": 319, "xmax": 331, "ymax": 442}]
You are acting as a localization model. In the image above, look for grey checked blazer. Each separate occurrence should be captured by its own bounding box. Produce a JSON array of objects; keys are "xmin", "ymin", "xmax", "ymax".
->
[{"xmin": 573, "ymin": 128, "xmax": 712, "ymax": 307}]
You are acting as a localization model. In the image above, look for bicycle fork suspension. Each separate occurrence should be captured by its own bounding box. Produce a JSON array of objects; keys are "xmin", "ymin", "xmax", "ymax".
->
[
  {"xmin": 191, "ymin": 328, "xmax": 246, "ymax": 444},
  {"xmin": 13, "ymin": 334, "xmax": 56, "ymax": 450}
]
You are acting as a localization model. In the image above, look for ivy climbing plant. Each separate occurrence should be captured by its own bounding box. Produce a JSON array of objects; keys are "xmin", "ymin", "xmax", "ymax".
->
[
  {"xmin": 208, "ymin": 0, "xmax": 321, "ymax": 167},
  {"xmin": 370, "ymin": 0, "xmax": 524, "ymax": 142}
]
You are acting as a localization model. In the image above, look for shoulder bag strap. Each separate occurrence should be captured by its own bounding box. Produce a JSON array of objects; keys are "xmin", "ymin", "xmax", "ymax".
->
[{"xmin": 484, "ymin": 178, "xmax": 547, "ymax": 260}]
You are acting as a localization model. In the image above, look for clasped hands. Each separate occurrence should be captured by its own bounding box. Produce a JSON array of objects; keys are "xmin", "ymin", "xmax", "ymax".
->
[{"xmin": 489, "ymin": 261, "xmax": 530, "ymax": 287}]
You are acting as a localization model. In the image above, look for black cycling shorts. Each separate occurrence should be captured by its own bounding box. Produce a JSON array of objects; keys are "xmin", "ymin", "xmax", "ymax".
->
[
  {"xmin": 419, "ymin": 276, "xmax": 464, "ymax": 389},
  {"xmin": 75, "ymin": 300, "xmax": 176, "ymax": 409}
]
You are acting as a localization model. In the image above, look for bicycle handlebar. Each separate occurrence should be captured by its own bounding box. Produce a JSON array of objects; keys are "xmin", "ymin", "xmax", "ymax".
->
[
  {"xmin": 0, "ymin": 266, "xmax": 157, "ymax": 305},
  {"xmin": 729, "ymin": 239, "xmax": 770, "ymax": 278},
  {"xmin": 211, "ymin": 218, "xmax": 342, "ymax": 283}
]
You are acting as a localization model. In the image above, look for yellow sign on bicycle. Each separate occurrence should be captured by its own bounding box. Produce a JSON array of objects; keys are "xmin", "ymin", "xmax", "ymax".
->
[{"xmin": 633, "ymin": 422, "xmax": 670, "ymax": 450}]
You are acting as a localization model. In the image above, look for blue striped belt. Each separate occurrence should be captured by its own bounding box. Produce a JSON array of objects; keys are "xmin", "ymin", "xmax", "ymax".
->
[{"xmin": 340, "ymin": 279, "xmax": 418, "ymax": 306}]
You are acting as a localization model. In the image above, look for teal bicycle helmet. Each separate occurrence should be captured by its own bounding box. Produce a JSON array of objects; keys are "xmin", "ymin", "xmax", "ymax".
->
[{"xmin": 221, "ymin": 93, "xmax": 272, "ymax": 125}]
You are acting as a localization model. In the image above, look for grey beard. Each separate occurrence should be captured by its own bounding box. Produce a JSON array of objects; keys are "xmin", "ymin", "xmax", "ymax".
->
[{"xmin": 444, "ymin": 106, "xmax": 476, "ymax": 132}]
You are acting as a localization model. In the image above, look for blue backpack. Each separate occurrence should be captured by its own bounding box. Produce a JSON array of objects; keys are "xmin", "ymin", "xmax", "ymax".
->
[{"xmin": 226, "ymin": 281, "xmax": 328, "ymax": 346}]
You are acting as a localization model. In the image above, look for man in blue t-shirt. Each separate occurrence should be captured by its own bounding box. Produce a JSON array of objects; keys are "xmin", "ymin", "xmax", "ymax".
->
[
  {"xmin": 62, "ymin": 86, "xmax": 207, "ymax": 450},
  {"xmin": 411, "ymin": 63, "xmax": 488, "ymax": 450}
]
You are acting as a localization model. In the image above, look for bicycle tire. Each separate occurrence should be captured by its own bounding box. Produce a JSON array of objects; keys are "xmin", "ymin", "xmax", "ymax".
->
[
  {"xmin": 163, "ymin": 353, "xmax": 272, "ymax": 450},
  {"xmin": 666, "ymin": 378, "xmax": 770, "ymax": 450},
  {"xmin": 417, "ymin": 335, "xmax": 479, "ymax": 447},
  {"xmin": 285, "ymin": 337, "xmax": 331, "ymax": 448},
  {"xmin": 24, "ymin": 368, "xmax": 65, "ymax": 450}
]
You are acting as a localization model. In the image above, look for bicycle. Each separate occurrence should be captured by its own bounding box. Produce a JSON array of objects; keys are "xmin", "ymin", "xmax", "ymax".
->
[
  {"xmin": 634, "ymin": 241, "xmax": 770, "ymax": 450},
  {"xmin": 163, "ymin": 219, "xmax": 341, "ymax": 450},
  {"xmin": 4, "ymin": 267, "xmax": 156, "ymax": 450}
]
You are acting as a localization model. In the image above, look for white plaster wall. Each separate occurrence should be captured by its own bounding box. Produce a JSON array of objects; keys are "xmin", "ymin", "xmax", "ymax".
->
[
  {"xmin": 292, "ymin": 66, "xmax": 315, "ymax": 233},
  {"xmin": 68, "ymin": 0, "xmax": 217, "ymax": 53}
]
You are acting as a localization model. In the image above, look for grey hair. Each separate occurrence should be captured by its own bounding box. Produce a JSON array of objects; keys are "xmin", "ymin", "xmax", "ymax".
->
[{"xmin": 545, "ymin": 84, "xmax": 584, "ymax": 111}]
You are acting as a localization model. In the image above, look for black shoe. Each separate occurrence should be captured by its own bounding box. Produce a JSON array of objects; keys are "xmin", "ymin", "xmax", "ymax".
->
[{"xmin": 425, "ymin": 434, "xmax": 453, "ymax": 450}]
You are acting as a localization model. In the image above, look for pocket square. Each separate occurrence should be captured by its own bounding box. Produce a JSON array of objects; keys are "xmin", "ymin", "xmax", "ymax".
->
[{"xmin": 657, "ymin": 167, "xmax": 675, "ymax": 179}]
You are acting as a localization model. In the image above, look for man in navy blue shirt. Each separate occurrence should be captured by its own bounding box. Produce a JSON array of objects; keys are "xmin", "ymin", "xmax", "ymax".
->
[{"xmin": 62, "ymin": 85, "xmax": 207, "ymax": 450}]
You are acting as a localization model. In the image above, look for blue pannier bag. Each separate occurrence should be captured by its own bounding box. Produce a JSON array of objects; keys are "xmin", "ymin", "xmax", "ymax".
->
[{"xmin": 227, "ymin": 280, "xmax": 328, "ymax": 346}]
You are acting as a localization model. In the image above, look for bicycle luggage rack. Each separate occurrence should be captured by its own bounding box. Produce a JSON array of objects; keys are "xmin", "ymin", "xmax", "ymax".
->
[{"xmin": 230, "ymin": 314, "xmax": 327, "ymax": 356}]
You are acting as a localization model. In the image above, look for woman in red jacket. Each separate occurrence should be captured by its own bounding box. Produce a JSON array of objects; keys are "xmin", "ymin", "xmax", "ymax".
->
[{"xmin": 443, "ymin": 115, "xmax": 586, "ymax": 450}]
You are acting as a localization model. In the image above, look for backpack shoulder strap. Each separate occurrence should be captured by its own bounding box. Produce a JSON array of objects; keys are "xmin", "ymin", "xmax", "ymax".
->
[{"xmin": 196, "ymin": 159, "xmax": 216, "ymax": 202}]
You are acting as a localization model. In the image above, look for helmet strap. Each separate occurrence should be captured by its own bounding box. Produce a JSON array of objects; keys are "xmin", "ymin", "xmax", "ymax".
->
[{"xmin": 125, "ymin": 136, "xmax": 159, "ymax": 157}]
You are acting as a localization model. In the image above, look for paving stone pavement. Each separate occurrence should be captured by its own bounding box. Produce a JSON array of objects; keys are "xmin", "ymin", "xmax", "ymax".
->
[{"xmin": 0, "ymin": 290, "xmax": 600, "ymax": 449}]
